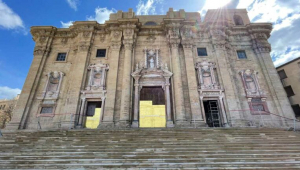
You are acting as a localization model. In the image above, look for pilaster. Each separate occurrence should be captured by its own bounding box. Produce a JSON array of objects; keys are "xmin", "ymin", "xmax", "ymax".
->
[
  {"xmin": 101, "ymin": 27, "xmax": 122, "ymax": 128},
  {"xmin": 119, "ymin": 24, "xmax": 136, "ymax": 128}
]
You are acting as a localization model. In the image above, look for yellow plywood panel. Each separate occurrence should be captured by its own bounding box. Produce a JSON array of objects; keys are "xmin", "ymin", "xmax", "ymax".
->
[
  {"xmin": 86, "ymin": 108, "xmax": 101, "ymax": 129},
  {"xmin": 140, "ymin": 101, "xmax": 166, "ymax": 128}
]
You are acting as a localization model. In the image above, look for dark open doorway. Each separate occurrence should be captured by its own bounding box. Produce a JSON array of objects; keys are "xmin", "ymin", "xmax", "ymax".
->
[{"xmin": 203, "ymin": 100, "xmax": 221, "ymax": 127}]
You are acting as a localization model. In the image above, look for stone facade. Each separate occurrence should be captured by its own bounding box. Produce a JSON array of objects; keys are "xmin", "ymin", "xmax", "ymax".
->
[
  {"xmin": 6, "ymin": 8, "xmax": 295, "ymax": 130},
  {"xmin": 276, "ymin": 57, "xmax": 300, "ymax": 118}
]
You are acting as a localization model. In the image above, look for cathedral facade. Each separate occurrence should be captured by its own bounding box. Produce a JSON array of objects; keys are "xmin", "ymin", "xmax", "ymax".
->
[{"xmin": 7, "ymin": 8, "xmax": 295, "ymax": 130}]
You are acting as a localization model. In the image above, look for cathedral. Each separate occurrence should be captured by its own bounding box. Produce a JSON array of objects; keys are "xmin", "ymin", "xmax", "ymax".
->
[{"xmin": 6, "ymin": 8, "xmax": 295, "ymax": 130}]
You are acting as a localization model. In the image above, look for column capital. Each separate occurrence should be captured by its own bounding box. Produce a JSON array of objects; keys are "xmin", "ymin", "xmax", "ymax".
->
[
  {"xmin": 110, "ymin": 42, "xmax": 122, "ymax": 51},
  {"xmin": 169, "ymin": 39, "xmax": 180, "ymax": 49}
]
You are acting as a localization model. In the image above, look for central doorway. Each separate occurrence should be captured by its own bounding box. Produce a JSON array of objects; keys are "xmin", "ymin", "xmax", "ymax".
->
[
  {"xmin": 139, "ymin": 86, "xmax": 166, "ymax": 128},
  {"xmin": 203, "ymin": 100, "xmax": 221, "ymax": 127},
  {"xmin": 85, "ymin": 101, "xmax": 102, "ymax": 129}
]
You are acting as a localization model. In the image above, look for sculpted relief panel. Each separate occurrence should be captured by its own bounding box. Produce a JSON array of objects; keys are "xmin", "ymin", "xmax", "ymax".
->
[
  {"xmin": 195, "ymin": 60, "xmax": 220, "ymax": 90},
  {"xmin": 86, "ymin": 62, "xmax": 109, "ymax": 91},
  {"xmin": 41, "ymin": 71, "xmax": 64, "ymax": 100}
]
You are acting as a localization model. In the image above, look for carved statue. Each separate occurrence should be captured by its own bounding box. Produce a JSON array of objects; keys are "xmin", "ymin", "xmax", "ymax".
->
[{"xmin": 149, "ymin": 57, "xmax": 155, "ymax": 68}]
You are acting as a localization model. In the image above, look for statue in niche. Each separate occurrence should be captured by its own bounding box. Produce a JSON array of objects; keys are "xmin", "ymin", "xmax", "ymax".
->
[
  {"xmin": 244, "ymin": 69, "xmax": 256, "ymax": 92},
  {"xmin": 149, "ymin": 57, "xmax": 155, "ymax": 69},
  {"xmin": 47, "ymin": 71, "xmax": 60, "ymax": 92}
]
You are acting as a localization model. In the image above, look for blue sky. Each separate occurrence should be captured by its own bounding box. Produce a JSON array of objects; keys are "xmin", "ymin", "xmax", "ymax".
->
[{"xmin": 0, "ymin": 0, "xmax": 299, "ymax": 99}]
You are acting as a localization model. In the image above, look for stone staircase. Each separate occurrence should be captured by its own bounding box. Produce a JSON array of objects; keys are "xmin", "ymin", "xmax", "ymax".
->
[{"xmin": 1, "ymin": 128, "xmax": 300, "ymax": 169}]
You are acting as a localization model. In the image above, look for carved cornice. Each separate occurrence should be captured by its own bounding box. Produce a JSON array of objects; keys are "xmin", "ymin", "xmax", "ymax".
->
[{"xmin": 31, "ymin": 27, "xmax": 57, "ymax": 43}]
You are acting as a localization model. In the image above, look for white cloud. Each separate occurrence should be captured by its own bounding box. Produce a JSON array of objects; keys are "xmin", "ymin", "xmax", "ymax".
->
[
  {"xmin": 60, "ymin": 21, "xmax": 74, "ymax": 28},
  {"xmin": 136, "ymin": 0, "xmax": 163, "ymax": 15},
  {"xmin": 87, "ymin": 7, "xmax": 116, "ymax": 24},
  {"xmin": 235, "ymin": 0, "xmax": 300, "ymax": 67},
  {"xmin": 0, "ymin": 0, "xmax": 24, "ymax": 29},
  {"xmin": 66, "ymin": 0, "xmax": 79, "ymax": 11},
  {"xmin": 0, "ymin": 86, "xmax": 21, "ymax": 100},
  {"xmin": 273, "ymin": 48, "xmax": 300, "ymax": 67}
]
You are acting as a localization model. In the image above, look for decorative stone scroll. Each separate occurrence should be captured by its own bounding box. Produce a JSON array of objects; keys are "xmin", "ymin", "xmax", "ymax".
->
[
  {"xmin": 86, "ymin": 62, "xmax": 109, "ymax": 91},
  {"xmin": 195, "ymin": 60, "xmax": 220, "ymax": 90},
  {"xmin": 41, "ymin": 71, "xmax": 64, "ymax": 100}
]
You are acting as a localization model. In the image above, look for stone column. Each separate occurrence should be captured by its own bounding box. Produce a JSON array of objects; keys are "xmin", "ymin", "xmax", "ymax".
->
[
  {"xmin": 219, "ymin": 96, "xmax": 228, "ymax": 127},
  {"xmin": 101, "ymin": 41, "xmax": 121, "ymax": 128},
  {"xmin": 131, "ymin": 76, "xmax": 140, "ymax": 128},
  {"xmin": 182, "ymin": 43, "xmax": 203, "ymax": 123},
  {"xmin": 98, "ymin": 97, "xmax": 106, "ymax": 128},
  {"xmin": 165, "ymin": 77, "xmax": 174, "ymax": 127},
  {"xmin": 119, "ymin": 42, "xmax": 133, "ymax": 127},
  {"xmin": 199, "ymin": 96, "xmax": 206, "ymax": 123},
  {"xmin": 170, "ymin": 42, "xmax": 186, "ymax": 124},
  {"xmin": 77, "ymin": 98, "xmax": 86, "ymax": 128}
]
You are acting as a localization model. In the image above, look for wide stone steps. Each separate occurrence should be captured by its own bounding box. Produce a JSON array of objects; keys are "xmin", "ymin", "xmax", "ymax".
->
[{"xmin": 1, "ymin": 128, "xmax": 300, "ymax": 169}]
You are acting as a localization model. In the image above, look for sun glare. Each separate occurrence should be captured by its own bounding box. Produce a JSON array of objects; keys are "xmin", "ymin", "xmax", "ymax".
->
[{"xmin": 205, "ymin": 0, "xmax": 231, "ymax": 9}]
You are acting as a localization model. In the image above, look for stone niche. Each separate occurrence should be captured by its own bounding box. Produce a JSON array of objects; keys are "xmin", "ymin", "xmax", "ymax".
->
[{"xmin": 239, "ymin": 69, "xmax": 269, "ymax": 114}]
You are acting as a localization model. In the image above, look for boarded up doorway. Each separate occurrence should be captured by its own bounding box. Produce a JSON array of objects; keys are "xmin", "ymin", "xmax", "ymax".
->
[
  {"xmin": 139, "ymin": 86, "xmax": 166, "ymax": 128},
  {"xmin": 85, "ymin": 101, "xmax": 102, "ymax": 129}
]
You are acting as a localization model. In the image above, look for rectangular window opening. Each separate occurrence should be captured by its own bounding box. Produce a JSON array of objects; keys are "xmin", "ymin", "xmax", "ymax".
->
[
  {"xmin": 277, "ymin": 69, "xmax": 287, "ymax": 79},
  {"xmin": 96, "ymin": 49, "xmax": 106, "ymax": 57},
  {"xmin": 40, "ymin": 107, "xmax": 53, "ymax": 114},
  {"xmin": 197, "ymin": 48, "xmax": 207, "ymax": 56},
  {"xmin": 284, "ymin": 86, "xmax": 295, "ymax": 97},
  {"xmin": 237, "ymin": 50, "xmax": 247, "ymax": 59},
  {"xmin": 56, "ymin": 53, "xmax": 67, "ymax": 61}
]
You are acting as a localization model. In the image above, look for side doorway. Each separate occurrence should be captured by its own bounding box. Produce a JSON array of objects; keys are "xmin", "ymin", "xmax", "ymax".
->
[
  {"xmin": 203, "ymin": 100, "xmax": 221, "ymax": 127},
  {"xmin": 85, "ymin": 101, "xmax": 102, "ymax": 129}
]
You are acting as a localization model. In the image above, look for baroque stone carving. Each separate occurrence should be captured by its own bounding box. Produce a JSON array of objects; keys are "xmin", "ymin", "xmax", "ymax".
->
[
  {"xmin": 40, "ymin": 71, "xmax": 64, "ymax": 100},
  {"xmin": 86, "ymin": 62, "xmax": 109, "ymax": 91},
  {"xmin": 195, "ymin": 60, "xmax": 220, "ymax": 90},
  {"xmin": 239, "ymin": 69, "xmax": 264, "ymax": 97},
  {"xmin": 143, "ymin": 48, "xmax": 161, "ymax": 69}
]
